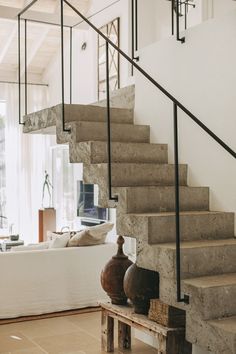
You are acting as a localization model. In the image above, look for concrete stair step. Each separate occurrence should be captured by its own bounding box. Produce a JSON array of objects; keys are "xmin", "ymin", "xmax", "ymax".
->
[
  {"xmin": 69, "ymin": 141, "xmax": 168, "ymax": 164},
  {"xmin": 184, "ymin": 273, "xmax": 236, "ymax": 320},
  {"xmin": 136, "ymin": 238, "xmax": 236, "ymax": 280},
  {"xmin": 74, "ymin": 121, "xmax": 150, "ymax": 143},
  {"xmin": 186, "ymin": 312, "xmax": 236, "ymax": 354},
  {"xmin": 118, "ymin": 211, "xmax": 234, "ymax": 244},
  {"xmin": 23, "ymin": 104, "xmax": 134, "ymax": 134},
  {"xmin": 207, "ymin": 316, "xmax": 236, "ymax": 354},
  {"xmin": 64, "ymin": 104, "xmax": 134, "ymax": 124},
  {"xmin": 116, "ymin": 186, "xmax": 209, "ymax": 214},
  {"xmin": 83, "ymin": 163, "xmax": 188, "ymax": 188}
]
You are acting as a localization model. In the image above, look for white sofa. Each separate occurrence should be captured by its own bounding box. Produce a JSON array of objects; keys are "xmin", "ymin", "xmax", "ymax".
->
[{"xmin": 0, "ymin": 243, "xmax": 117, "ymax": 319}]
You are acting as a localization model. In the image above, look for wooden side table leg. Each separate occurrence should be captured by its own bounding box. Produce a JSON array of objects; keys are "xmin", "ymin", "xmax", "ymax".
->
[
  {"xmin": 118, "ymin": 320, "xmax": 131, "ymax": 350},
  {"xmin": 101, "ymin": 310, "xmax": 114, "ymax": 352}
]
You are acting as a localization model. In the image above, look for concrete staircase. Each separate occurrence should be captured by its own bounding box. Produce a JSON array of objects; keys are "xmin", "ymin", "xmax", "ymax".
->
[{"xmin": 24, "ymin": 86, "xmax": 236, "ymax": 354}]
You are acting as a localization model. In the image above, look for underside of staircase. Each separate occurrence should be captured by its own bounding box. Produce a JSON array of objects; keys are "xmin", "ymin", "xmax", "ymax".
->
[{"xmin": 24, "ymin": 86, "xmax": 236, "ymax": 354}]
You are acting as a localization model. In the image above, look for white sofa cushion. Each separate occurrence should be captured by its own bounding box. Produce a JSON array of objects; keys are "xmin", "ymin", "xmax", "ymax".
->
[
  {"xmin": 49, "ymin": 232, "xmax": 70, "ymax": 249},
  {"xmin": 12, "ymin": 242, "xmax": 50, "ymax": 252},
  {"xmin": 68, "ymin": 222, "xmax": 114, "ymax": 247}
]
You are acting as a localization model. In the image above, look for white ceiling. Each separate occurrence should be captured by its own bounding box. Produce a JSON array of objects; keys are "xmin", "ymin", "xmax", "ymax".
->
[{"xmin": 0, "ymin": 0, "xmax": 91, "ymax": 83}]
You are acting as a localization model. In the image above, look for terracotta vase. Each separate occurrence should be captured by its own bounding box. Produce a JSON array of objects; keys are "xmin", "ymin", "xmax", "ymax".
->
[
  {"xmin": 101, "ymin": 236, "xmax": 133, "ymax": 305},
  {"xmin": 124, "ymin": 263, "xmax": 159, "ymax": 315}
]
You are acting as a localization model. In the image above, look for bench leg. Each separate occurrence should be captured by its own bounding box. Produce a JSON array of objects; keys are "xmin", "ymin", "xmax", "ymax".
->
[
  {"xmin": 118, "ymin": 320, "xmax": 131, "ymax": 350},
  {"xmin": 101, "ymin": 310, "xmax": 114, "ymax": 352}
]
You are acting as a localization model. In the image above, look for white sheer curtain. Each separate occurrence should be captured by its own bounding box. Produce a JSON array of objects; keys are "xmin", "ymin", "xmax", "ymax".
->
[{"xmin": 0, "ymin": 83, "xmax": 56, "ymax": 244}]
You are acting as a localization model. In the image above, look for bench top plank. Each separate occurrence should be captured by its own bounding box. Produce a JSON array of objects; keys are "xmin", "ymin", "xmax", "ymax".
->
[{"xmin": 101, "ymin": 302, "xmax": 185, "ymax": 337}]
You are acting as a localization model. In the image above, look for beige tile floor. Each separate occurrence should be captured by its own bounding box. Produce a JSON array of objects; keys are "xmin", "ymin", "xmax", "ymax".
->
[{"xmin": 0, "ymin": 311, "xmax": 157, "ymax": 354}]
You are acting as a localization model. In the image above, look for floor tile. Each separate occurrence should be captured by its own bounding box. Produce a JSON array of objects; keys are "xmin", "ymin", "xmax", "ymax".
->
[
  {"xmin": 33, "ymin": 332, "xmax": 100, "ymax": 354},
  {"xmin": 0, "ymin": 332, "xmax": 36, "ymax": 353},
  {"xmin": 0, "ymin": 312, "xmax": 157, "ymax": 354}
]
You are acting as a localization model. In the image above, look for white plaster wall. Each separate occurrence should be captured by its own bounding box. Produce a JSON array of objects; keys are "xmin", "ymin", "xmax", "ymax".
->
[{"xmin": 135, "ymin": 11, "xmax": 236, "ymax": 238}]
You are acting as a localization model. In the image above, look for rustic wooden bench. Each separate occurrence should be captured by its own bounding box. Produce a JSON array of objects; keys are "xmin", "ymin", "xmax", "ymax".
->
[{"xmin": 101, "ymin": 302, "xmax": 192, "ymax": 354}]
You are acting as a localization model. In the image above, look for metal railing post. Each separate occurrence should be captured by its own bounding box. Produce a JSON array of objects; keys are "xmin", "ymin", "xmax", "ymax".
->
[
  {"xmin": 173, "ymin": 103, "xmax": 189, "ymax": 304},
  {"xmin": 60, "ymin": 0, "xmax": 70, "ymax": 132},
  {"xmin": 131, "ymin": 0, "xmax": 139, "ymax": 75},
  {"xmin": 171, "ymin": 0, "xmax": 175, "ymax": 35},
  {"xmin": 70, "ymin": 26, "xmax": 72, "ymax": 104},
  {"xmin": 176, "ymin": 0, "xmax": 185, "ymax": 43},
  {"xmin": 106, "ymin": 41, "xmax": 118, "ymax": 202},
  {"xmin": 24, "ymin": 19, "xmax": 27, "ymax": 117},
  {"xmin": 18, "ymin": 15, "xmax": 22, "ymax": 125}
]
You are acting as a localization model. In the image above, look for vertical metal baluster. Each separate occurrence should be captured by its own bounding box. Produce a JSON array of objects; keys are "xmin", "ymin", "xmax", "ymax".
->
[
  {"xmin": 176, "ymin": 0, "xmax": 185, "ymax": 43},
  {"xmin": 25, "ymin": 19, "xmax": 27, "ymax": 117},
  {"xmin": 18, "ymin": 15, "xmax": 22, "ymax": 125},
  {"xmin": 70, "ymin": 26, "xmax": 72, "ymax": 104},
  {"xmin": 106, "ymin": 41, "xmax": 118, "ymax": 202},
  {"xmin": 60, "ymin": 0, "xmax": 70, "ymax": 132},
  {"xmin": 173, "ymin": 103, "xmax": 189, "ymax": 304},
  {"xmin": 135, "ymin": 0, "xmax": 138, "ymax": 55},
  {"xmin": 171, "ymin": 0, "xmax": 175, "ymax": 35},
  {"xmin": 185, "ymin": 2, "xmax": 187, "ymax": 30},
  {"xmin": 131, "ymin": 0, "xmax": 134, "ymax": 75}
]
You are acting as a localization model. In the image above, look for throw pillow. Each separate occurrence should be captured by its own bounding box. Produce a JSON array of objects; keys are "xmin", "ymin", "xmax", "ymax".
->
[
  {"xmin": 49, "ymin": 232, "xmax": 70, "ymax": 249},
  {"xmin": 68, "ymin": 222, "xmax": 114, "ymax": 247},
  {"xmin": 12, "ymin": 242, "xmax": 50, "ymax": 252}
]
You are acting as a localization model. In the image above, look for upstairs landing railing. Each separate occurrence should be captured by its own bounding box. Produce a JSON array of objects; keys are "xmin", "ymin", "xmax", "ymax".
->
[{"xmin": 17, "ymin": 0, "xmax": 236, "ymax": 305}]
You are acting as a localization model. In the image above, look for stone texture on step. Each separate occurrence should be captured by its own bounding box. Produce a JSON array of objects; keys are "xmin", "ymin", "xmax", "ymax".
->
[
  {"xmin": 115, "ymin": 186, "xmax": 209, "ymax": 214},
  {"xmin": 23, "ymin": 106, "xmax": 58, "ymax": 134},
  {"xmin": 117, "ymin": 211, "xmax": 234, "ymax": 244},
  {"xmin": 74, "ymin": 121, "xmax": 150, "ymax": 143},
  {"xmin": 84, "ymin": 163, "xmax": 187, "ymax": 187},
  {"xmin": 184, "ymin": 273, "xmax": 236, "ymax": 320},
  {"xmin": 83, "ymin": 163, "xmax": 188, "ymax": 208},
  {"xmin": 69, "ymin": 141, "xmax": 168, "ymax": 164},
  {"xmin": 23, "ymin": 104, "xmax": 134, "ymax": 134},
  {"xmin": 64, "ymin": 104, "xmax": 134, "ymax": 124},
  {"xmin": 207, "ymin": 316, "xmax": 236, "ymax": 354},
  {"xmin": 135, "ymin": 239, "xmax": 236, "ymax": 280},
  {"xmin": 92, "ymin": 85, "xmax": 135, "ymax": 109},
  {"xmin": 186, "ymin": 312, "xmax": 236, "ymax": 354}
]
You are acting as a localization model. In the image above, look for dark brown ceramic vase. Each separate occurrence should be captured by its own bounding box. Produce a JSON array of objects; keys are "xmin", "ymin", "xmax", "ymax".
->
[
  {"xmin": 101, "ymin": 236, "xmax": 133, "ymax": 305},
  {"xmin": 124, "ymin": 263, "xmax": 159, "ymax": 315}
]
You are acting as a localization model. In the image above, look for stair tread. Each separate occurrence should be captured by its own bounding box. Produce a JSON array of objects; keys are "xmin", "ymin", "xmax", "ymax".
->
[
  {"xmin": 208, "ymin": 315, "xmax": 236, "ymax": 334},
  {"xmin": 75, "ymin": 121, "xmax": 148, "ymax": 127},
  {"xmin": 75, "ymin": 141, "xmax": 167, "ymax": 147},
  {"xmin": 184, "ymin": 273, "xmax": 236, "ymax": 289},
  {"xmin": 127, "ymin": 210, "xmax": 230, "ymax": 217},
  {"xmin": 153, "ymin": 238, "xmax": 236, "ymax": 250}
]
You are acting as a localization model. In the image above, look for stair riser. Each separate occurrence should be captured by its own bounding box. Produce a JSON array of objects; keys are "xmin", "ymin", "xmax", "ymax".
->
[
  {"xmin": 64, "ymin": 104, "xmax": 134, "ymax": 124},
  {"xmin": 185, "ymin": 284, "xmax": 236, "ymax": 320},
  {"xmin": 148, "ymin": 213, "xmax": 234, "ymax": 244},
  {"xmin": 83, "ymin": 164, "xmax": 188, "ymax": 188},
  {"xmin": 136, "ymin": 242, "xmax": 236, "ymax": 280},
  {"xmin": 186, "ymin": 313, "xmax": 236, "ymax": 354},
  {"xmin": 69, "ymin": 142, "xmax": 168, "ymax": 164},
  {"xmin": 116, "ymin": 186, "xmax": 209, "ymax": 214},
  {"xmin": 76, "ymin": 123, "xmax": 150, "ymax": 143},
  {"xmin": 117, "ymin": 213, "xmax": 234, "ymax": 244}
]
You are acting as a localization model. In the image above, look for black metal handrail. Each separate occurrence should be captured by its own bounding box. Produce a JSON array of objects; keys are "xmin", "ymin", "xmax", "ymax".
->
[{"xmin": 17, "ymin": 0, "xmax": 236, "ymax": 304}]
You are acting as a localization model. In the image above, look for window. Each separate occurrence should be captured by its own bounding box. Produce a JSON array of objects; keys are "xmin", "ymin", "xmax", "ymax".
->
[
  {"xmin": 98, "ymin": 18, "xmax": 120, "ymax": 100},
  {"xmin": 0, "ymin": 101, "xmax": 7, "ymax": 230}
]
